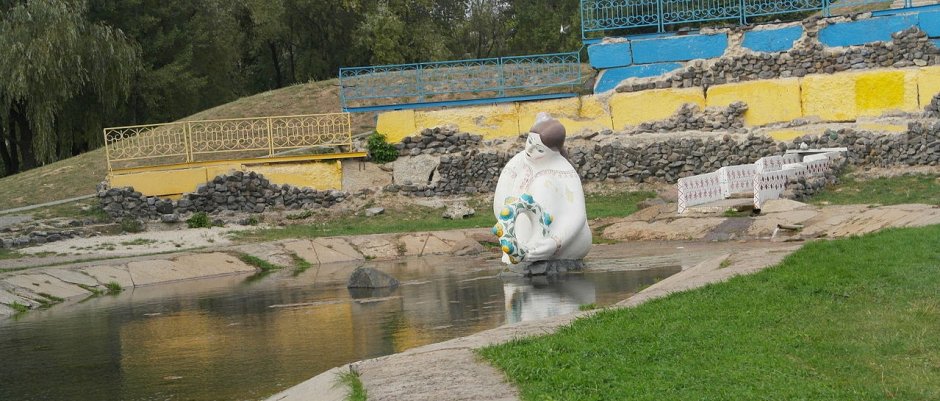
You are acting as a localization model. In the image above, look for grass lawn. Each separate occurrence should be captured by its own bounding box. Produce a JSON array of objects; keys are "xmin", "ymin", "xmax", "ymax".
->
[
  {"xmin": 234, "ymin": 190, "xmax": 655, "ymax": 242},
  {"xmin": 481, "ymin": 225, "xmax": 940, "ymax": 401},
  {"xmin": 811, "ymin": 173, "xmax": 940, "ymax": 206}
]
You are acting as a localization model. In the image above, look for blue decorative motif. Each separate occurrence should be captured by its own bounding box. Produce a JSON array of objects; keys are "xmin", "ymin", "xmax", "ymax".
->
[
  {"xmin": 339, "ymin": 52, "xmax": 581, "ymax": 112},
  {"xmin": 520, "ymin": 193, "xmax": 535, "ymax": 204},
  {"xmin": 580, "ymin": 0, "xmax": 917, "ymax": 40}
]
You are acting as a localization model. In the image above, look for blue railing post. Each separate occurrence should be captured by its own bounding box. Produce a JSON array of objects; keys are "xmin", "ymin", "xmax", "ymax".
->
[
  {"xmin": 338, "ymin": 70, "xmax": 348, "ymax": 112},
  {"xmin": 739, "ymin": 0, "xmax": 747, "ymax": 26},
  {"xmin": 580, "ymin": 0, "xmax": 587, "ymax": 42},
  {"xmin": 823, "ymin": 0, "xmax": 831, "ymax": 17},
  {"xmin": 416, "ymin": 64, "xmax": 424, "ymax": 102},
  {"xmin": 497, "ymin": 58, "xmax": 506, "ymax": 97},
  {"xmin": 905, "ymin": 0, "xmax": 912, "ymax": 7},
  {"xmin": 657, "ymin": 0, "xmax": 665, "ymax": 33}
]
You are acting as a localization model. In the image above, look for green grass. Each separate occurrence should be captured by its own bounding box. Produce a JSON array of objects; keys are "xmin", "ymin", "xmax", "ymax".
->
[
  {"xmin": 291, "ymin": 253, "xmax": 313, "ymax": 275},
  {"xmin": 10, "ymin": 302, "xmax": 29, "ymax": 314},
  {"xmin": 336, "ymin": 370, "xmax": 367, "ymax": 401},
  {"xmin": 578, "ymin": 303, "xmax": 598, "ymax": 311},
  {"xmin": 481, "ymin": 225, "xmax": 940, "ymax": 401},
  {"xmin": 235, "ymin": 200, "xmax": 495, "ymax": 242},
  {"xmin": 811, "ymin": 174, "xmax": 940, "ymax": 206},
  {"xmin": 105, "ymin": 281, "xmax": 123, "ymax": 294},
  {"xmin": 237, "ymin": 253, "xmax": 284, "ymax": 272},
  {"xmin": 120, "ymin": 238, "xmax": 157, "ymax": 246},
  {"xmin": 237, "ymin": 191, "xmax": 655, "ymax": 243},
  {"xmin": 585, "ymin": 191, "xmax": 656, "ymax": 220},
  {"xmin": 0, "ymin": 248, "xmax": 24, "ymax": 260}
]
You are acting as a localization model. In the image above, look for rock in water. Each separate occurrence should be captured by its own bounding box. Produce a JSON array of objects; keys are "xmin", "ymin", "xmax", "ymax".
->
[{"xmin": 347, "ymin": 267, "xmax": 399, "ymax": 288}]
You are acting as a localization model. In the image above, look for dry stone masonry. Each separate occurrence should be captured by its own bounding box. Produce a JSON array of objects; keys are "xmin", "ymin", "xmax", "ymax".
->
[
  {"xmin": 98, "ymin": 171, "xmax": 348, "ymax": 220},
  {"xmin": 617, "ymin": 26, "xmax": 938, "ymax": 93},
  {"xmin": 389, "ymin": 120, "xmax": 939, "ymax": 197},
  {"xmin": 395, "ymin": 126, "xmax": 484, "ymax": 156},
  {"xmin": 632, "ymin": 102, "xmax": 748, "ymax": 133}
]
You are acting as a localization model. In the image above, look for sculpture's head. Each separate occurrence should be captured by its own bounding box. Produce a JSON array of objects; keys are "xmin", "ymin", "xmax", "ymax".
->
[{"xmin": 527, "ymin": 117, "xmax": 567, "ymax": 161}]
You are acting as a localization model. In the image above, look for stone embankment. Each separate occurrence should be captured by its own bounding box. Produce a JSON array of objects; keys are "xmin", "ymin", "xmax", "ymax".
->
[
  {"xmin": 0, "ymin": 228, "xmax": 490, "ymax": 317},
  {"xmin": 617, "ymin": 26, "xmax": 938, "ymax": 93},
  {"xmin": 386, "ymin": 116, "xmax": 939, "ymax": 197},
  {"xmin": 98, "ymin": 171, "xmax": 349, "ymax": 220},
  {"xmin": 266, "ymin": 197, "xmax": 940, "ymax": 401}
]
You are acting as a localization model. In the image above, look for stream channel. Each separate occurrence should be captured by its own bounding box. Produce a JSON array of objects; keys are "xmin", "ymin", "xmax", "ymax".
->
[{"xmin": 0, "ymin": 242, "xmax": 736, "ymax": 401}]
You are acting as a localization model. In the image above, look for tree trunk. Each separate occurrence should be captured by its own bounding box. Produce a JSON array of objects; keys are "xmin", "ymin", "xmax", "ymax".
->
[
  {"xmin": 268, "ymin": 41, "xmax": 284, "ymax": 88},
  {"xmin": 12, "ymin": 103, "xmax": 37, "ymax": 170},
  {"xmin": 0, "ymin": 118, "xmax": 17, "ymax": 175}
]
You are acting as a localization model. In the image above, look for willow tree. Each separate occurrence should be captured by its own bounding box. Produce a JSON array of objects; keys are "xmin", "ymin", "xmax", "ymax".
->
[{"xmin": 0, "ymin": 0, "xmax": 138, "ymax": 175}]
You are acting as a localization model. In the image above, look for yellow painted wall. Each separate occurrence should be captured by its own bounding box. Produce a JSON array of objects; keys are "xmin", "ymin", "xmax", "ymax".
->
[
  {"xmin": 706, "ymin": 79, "xmax": 802, "ymax": 126},
  {"xmin": 248, "ymin": 161, "xmax": 342, "ymax": 190},
  {"xmin": 414, "ymin": 103, "xmax": 520, "ymax": 140},
  {"xmin": 376, "ymin": 109, "xmax": 417, "ymax": 143},
  {"xmin": 609, "ymin": 87, "xmax": 705, "ymax": 129},
  {"xmin": 803, "ymin": 69, "xmax": 918, "ymax": 121},
  {"xmin": 110, "ymin": 168, "xmax": 208, "ymax": 196},
  {"xmin": 373, "ymin": 66, "xmax": 934, "ymax": 145},
  {"xmin": 854, "ymin": 70, "xmax": 918, "ymax": 115},
  {"xmin": 517, "ymin": 96, "xmax": 613, "ymax": 135},
  {"xmin": 110, "ymin": 160, "xmax": 342, "ymax": 197},
  {"xmin": 917, "ymin": 66, "xmax": 940, "ymax": 107},
  {"xmin": 765, "ymin": 129, "xmax": 806, "ymax": 141}
]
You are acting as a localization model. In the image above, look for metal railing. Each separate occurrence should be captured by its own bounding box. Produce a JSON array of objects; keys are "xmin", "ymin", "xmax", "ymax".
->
[
  {"xmin": 104, "ymin": 113, "xmax": 353, "ymax": 171},
  {"xmin": 581, "ymin": 0, "xmax": 913, "ymax": 38},
  {"xmin": 339, "ymin": 52, "xmax": 582, "ymax": 111}
]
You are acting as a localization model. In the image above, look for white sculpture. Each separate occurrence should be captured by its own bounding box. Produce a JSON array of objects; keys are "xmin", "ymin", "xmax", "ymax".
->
[{"xmin": 492, "ymin": 114, "xmax": 591, "ymax": 265}]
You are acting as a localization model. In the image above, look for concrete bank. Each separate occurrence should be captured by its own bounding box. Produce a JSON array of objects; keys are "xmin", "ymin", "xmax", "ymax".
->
[
  {"xmin": 0, "ymin": 227, "xmax": 490, "ymax": 317},
  {"xmin": 267, "ymin": 200, "xmax": 940, "ymax": 401},
  {"xmin": 266, "ymin": 241, "xmax": 803, "ymax": 401}
]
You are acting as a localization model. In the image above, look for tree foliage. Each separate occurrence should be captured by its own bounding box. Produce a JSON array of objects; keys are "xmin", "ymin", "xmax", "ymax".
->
[
  {"xmin": 0, "ymin": 0, "xmax": 138, "ymax": 174},
  {"xmin": 0, "ymin": 0, "xmax": 583, "ymax": 177}
]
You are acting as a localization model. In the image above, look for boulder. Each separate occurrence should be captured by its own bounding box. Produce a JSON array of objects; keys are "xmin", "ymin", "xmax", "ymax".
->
[
  {"xmin": 442, "ymin": 202, "xmax": 475, "ymax": 219},
  {"xmin": 450, "ymin": 238, "xmax": 484, "ymax": 256},
  {"xmin": 347, "ymin": 267, "xmax": 399, "ymax": 289},
  {"xmin": 393, "ymin": 154, "xmax": 440, "ymax": 186}
]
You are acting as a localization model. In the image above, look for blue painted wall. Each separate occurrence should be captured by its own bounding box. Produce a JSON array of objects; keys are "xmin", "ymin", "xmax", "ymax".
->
[
  {"xmin": 918, "ymin": 10, "xmax": 940, "ymax": 37},
  {"xmin": 594, "ymin": 63, "xmax": 683, "ymax": 93},
  {"xmin": 819, "ymin": 14, "xmax": 919, "ymax": 47},
  {"xmin": 587, "ymin": 42, "xmax": 633, "ymax": 69},
  {"xmin": 631, "ymin": 34, "xmax": 728, "ymax": 64},
  {"xmin": 742, "ymin": 26, "xmax": 803, "ymax": 53}
]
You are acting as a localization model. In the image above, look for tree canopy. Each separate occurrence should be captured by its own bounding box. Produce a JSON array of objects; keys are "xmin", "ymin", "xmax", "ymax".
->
[{"xmin": 0, "ymin": 0, "xmax": 584, "ymax": 177}]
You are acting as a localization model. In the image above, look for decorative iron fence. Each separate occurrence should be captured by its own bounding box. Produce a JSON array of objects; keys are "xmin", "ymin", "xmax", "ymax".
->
[
  {"xmin": 104, "ymin": 113, "xmax": 353, "ymax": 171},
  {"xmin": 339, "ymin": 52, "xmax": 582, "ymax": 112},
  {"xmin": 581, "ymin": 0, "xmax": 913, "ymax": 38}
]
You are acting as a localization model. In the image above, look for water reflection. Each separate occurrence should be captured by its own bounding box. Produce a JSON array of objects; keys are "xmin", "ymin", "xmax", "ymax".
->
[{"xmin": 0, "ymin": 255, "xmax": 678, "ymax": 401}]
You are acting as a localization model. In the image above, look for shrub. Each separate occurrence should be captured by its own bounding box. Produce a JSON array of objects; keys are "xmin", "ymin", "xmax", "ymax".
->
[
  {"xmin": 186, "ymin": 212, "xmax": 211, "ymax": 228},
  {"xmin": 120, "ymin": 218, "xmax": 145, "ymax": 233},
  {"xmin": 366, "ymin": 132, "xmax": 399, "ymax": 164}
]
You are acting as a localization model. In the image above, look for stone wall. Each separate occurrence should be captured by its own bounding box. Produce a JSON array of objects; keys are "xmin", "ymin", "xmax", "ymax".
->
[
  {"xmin": 99, "ymin": 171, "xmax": 348, "ymax": 220},
  {"xmin": 617, "ymin": 27, "xmax": 937, "ymax": 93},
  {"xmin": 390, "ymin": 122, "xmax": 939, "ymax": 197},
  {"xmin": 394, "ymin": 126, "xmax": 484, "ymax": 156}
]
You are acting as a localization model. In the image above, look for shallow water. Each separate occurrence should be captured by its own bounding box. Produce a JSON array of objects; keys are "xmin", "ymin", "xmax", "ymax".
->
[{"xmin": 0, "ymin": 254, "xmax": 679, "ymax": 401}]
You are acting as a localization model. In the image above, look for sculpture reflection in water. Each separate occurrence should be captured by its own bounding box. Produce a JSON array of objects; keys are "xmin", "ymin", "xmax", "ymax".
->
[
  {"xmin": 492, "ymin": 113, "xmax": 592, "ymax": 274},
  {"xmin": 502, "ymin": 274, "xmax": 596, "ymax": 324}
]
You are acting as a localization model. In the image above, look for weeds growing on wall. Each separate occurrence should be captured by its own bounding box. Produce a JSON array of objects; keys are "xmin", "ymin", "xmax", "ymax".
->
[{"xmin": 367, "ymin": 132, "xmax": 399, "ymax": 164}]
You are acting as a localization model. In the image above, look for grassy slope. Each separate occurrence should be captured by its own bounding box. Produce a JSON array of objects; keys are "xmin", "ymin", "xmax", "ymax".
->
[
  {"xmin": 234, "ymin": 190, "xmax": 656, "ymax": 242},
  {"xmin": 481, "ymin": 225, "xmax": 940, "ymax": 401},
  {"xmin": 811, "ymin": 174, "xmax": 940, "ymax": 206},
  {"xmin": 0, "ymin": 80, "xmax": 377, "ymax": 210}
]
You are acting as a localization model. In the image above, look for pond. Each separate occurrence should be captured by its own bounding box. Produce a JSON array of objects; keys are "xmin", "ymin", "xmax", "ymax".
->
[{"xmin": 0, "ymin": 251, "xmax": 685, "ymax": 401}]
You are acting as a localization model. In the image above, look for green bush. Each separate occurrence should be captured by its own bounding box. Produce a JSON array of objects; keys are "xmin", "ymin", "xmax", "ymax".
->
[
  {"xmin": 186, "ymin": 212, "xmax": 211, "ymax": 228},
  {"xmin": 366, "ymin": 132, "xmax": 399, "ymax": 164},
  {"xmin": 120, "ymin": 218, "xmax": 145, "ymax": 233}
]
